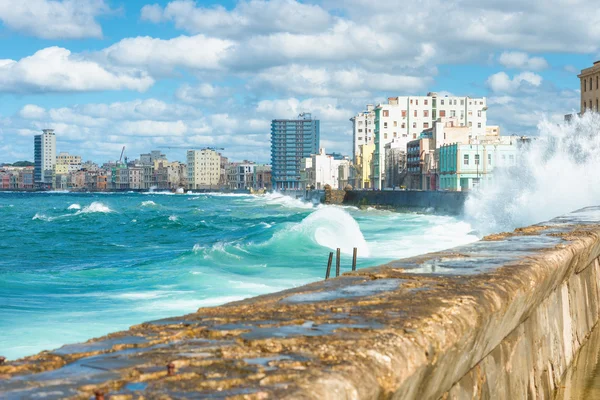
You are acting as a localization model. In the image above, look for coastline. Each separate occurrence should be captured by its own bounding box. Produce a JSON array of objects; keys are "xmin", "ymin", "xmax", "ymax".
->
[{"xmin": 2, "ymin": 207, "xmax": 600, "ymax": 398}]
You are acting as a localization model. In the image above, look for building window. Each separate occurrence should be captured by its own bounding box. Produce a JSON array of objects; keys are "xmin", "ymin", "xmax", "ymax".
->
[
  {"xmin": 384, "ymin": 122, "xmax": 388, "ymax": 128},
  {"xmin": 488, "ymin": 154, "xmax": 492, "ymax": 165},
  {"xmin": 478, "ymin": 122, "xmax": 482, "ymax": 128},
  {"xmin": 423, "ymin": 122, "xmax": 429, "ymax": 128},
  {"xmin": 464, "ymin": 154, "xmax": 469, "ymax": 165},
  {"xmin": 440, "ymin": 110, "xmax": 446, "ymax": 117},
  {"xmin": 441, "ymin": 99, "xmax": 444, "ymax": 105},
  {"xmin": 469, "ymin": 121, "xmax": 473, "ymax": 127},
  {"xmin": 383, "ymin": 110, "xmax": 389, "ymax": 117},
  {"xmin": 591, "ymin": 78, "xmax": 593, "ymax": 91},
  {"xmin": 393, "ymin": 132, "xmax": 397, "ymax": 137},
  {"xmin": 412, "ymin": 122, "xmax": 417, "ymax": 128},
  {"xmin": 384, "ymin": 133, "xmax": 388, "ymax": 139},
  {"xmin": 461, "ymin": 99, "xmax": 464, "ymax": 105},
  {"xmin": 475, "ymin": 154, "xmax": 480, "ymax": 165},
  {"xmin": 410, "ymin": 99, "xmax": 413, "ymax": 104},
  {"xmin": 454, "ymin": 100, "xmax": 457, "ymax": 105},
  {"xmin": 590, "ymin": 100, "xmax": 593, "ymax": 110},
  {"xmin": 416, "ymin": 99, "xmax": 419, "ymax": 105},
  {"xmin": 450, "ymin": 110, "xmax": 456, "ymax": 117},
  {"xmin": 584, "ymin": 79, "xmax": 587, "ymax": 92},
  {"xmin": 424, "ymin": 99, "xmax": 428, "ymax": 105},
  {"xmin": 393, "ymin": 121, "xmax": 397, "ymax": 127},
  {"xmin": 597, "ymin": 99, "xmax": 599, "ymax": 111},
  {"xmin": 402, "ymin": 110, "xmax": 407, "ymax": 117},
  {"xmin": 423, "ymin": 110, "xmax": 429, "ymax": 117},
  {"xmin": 414, "ymin": 110, "xmax": 417, "ymax": 117},
  {"xmin": 401, "ymin": 123, "xmax": 406, "ymax": 128}
]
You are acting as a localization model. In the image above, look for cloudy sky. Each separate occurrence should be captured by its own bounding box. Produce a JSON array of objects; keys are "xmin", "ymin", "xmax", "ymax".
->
[{"xmin": 0, "ymin": 0, "xmax": 594, "ymax": 163}]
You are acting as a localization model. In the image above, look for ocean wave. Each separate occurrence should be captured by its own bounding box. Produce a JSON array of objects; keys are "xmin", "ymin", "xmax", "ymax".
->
[
  {"xmin": 67, "ymin": 204, "xmax": 81, "ymax": 210},
  {"xmin": 141, "ymin": 200, "xmax": 157, "ymax": 207},
  {"xmin": 168, "ymin": 215, "xmax": 178, "ymax": 221},
  {"xmin": 75, "ymin": 202, "xmax": 113, "ymax": 214},
  {"xmin": 259, "ymin": 192, "xmax": 316, "ymax": 209}
]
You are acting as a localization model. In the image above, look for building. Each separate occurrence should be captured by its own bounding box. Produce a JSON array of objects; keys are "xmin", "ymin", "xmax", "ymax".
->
[
  {"xmin": 271, "ymin": 113, "xmax": 320, "ymax": 190},
  {"xmin": 253, "ymin": 164, "xmax": 272, "ymax": 190},
  {"xmin": 384, "ymin": 140, "xmax": 408, "ymax": 189},
  {"xmin": 227, "ymin": 161, "xmax": 255, "ymax": 190},
  {"xmin": 350, "ymin": 106, "xmax": 375, "ymax": 188},
  {"xmin": 578, "ymin": 61, "xmax": 600, "ymax": 113},
  {"xmin": 355, "ymin": 143, "xmax": 375, "ymax": 189},
  {"xmin": 34, "ymin": 129, "xmax": 56, "ymax": 187},
  {"xmin": 406, "ymin": 136, "xmax": 435, "ymax": 190},
  {"xmin": 300, "ymin": 148, "xmax": 350, "ymax": 190},
  {"xmin": 372, "ymin": 94, "xmax": 487, "ymax": 189},
  {"xmin": 187, "ymin": 149, "xmax": 221, "ymax": 189},
  {"xmin": 438, "ymin": 142, "xmax": 517, "ymax": 191},
  {"xmin": 56, "ymin": 152, "xmax": 82, "ymax": 173}
]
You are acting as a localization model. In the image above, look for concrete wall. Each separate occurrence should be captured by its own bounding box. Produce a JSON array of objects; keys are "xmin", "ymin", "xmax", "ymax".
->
[
  {"xmin": 3, "ymin": 208, "xmax": 600, "ymax": 399},
  {"xmin": 336, "ymin": 189, "xmax": 468, "ymax": 214}
]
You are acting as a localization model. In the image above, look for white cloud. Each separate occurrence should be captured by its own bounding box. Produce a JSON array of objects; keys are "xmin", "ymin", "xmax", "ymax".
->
[
  {"xmin": 175, "ymin": 83, "xmax": 230, "ymax": 102},
  {"xmin": 141, "ymin": 0, "xmax": 331, "ymax": 37},
  {"xmin": 487, "ymin": 71, "xmax": 543, "ymax": 93},
  {"xmin": 252, "ymin": 64, "xmax": 431, "ymax": 97},
  {"xmin": 256, "ymin": 97, "xmax": 352, "ymax": 122},
  {"xmin": 498, "ymin": 52, "xmax": 548, "ymax": 70},
  {"xmin": 19, "ymin": 104, "xmax": 47, "ymax": 119},
  {"xmin": 102, "ymin": 35, "xmax": 234, "ymax": 73},
  {"xmin": 0, "ymin": 47, "xmax": 153, "ymax": 93},
  {"xmin": 118, "ymin": 120, "xmax": 188, "ymax": 136},
  {"xmin": 0, "ymin": 0, "xmax": 110, "ymax": 39}
]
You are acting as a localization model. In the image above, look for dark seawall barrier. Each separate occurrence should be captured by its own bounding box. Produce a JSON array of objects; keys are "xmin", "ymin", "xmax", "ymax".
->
[
  {"xmin": 335, "ymin": 189, "xmax": 468, "ymax": 214},
  {"xmin": 3, "ymin": 207, "xmax": 600, "ymax": 399}
]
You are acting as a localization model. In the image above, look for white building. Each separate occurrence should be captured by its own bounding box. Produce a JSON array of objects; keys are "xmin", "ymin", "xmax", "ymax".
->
[
  {"xmin": 34, "ymin": 129, "xmax": 56, "ymax": 186},
  {"xmin": 372, "ymin": 93, "xmax": 488, "ymax": 189},
  {"xmin": 300, "ymin": 148, "xmax": 350, "ymax": 190},
  {"xmin": 187, "ymin": 149, "xmax": 221, "ymax": 189},
  {"xmin": 350, "ymin": 105, "xmax": 375, "ymax": 162}
]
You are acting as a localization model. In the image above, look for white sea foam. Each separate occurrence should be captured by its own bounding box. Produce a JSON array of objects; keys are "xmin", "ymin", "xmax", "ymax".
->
[
  {"xmin": 67, "ymin": 204, "xmax": 81, "ymax": 210},
  {"xmin": 259, "ymin": 192, "xmax": 316, "ymax": 209},
  {"xmin": 76, "ymin": 202, "xmax": 113, "ymax": 214},
  {"xmin": 168, "ymin": 215, "xmax": 178, "ymax": 221},
  {"xmin": 32, "ymin": 213, "xmax": 51, "ymax": 221},
  {"xmin": 465, "ymin": 113, "xmax": 600, "ymax": 234},
  {"xmin": 141, "ymin": 200, "xmax": 157, "ymax": 207}
]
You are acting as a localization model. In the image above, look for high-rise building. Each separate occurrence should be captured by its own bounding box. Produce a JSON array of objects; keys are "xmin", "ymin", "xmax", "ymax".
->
[
  {"xmin": 372, "ymin": 93, "xmax": 487, "ymax": 189},
  {"xmin": 270, "ymin": 113, "xmax": 320, "ymax": 190},
  {"xmin": 187, "ymin": 149, "xmax": 221, "ymax": 189},
  {"xmin": 578, "ymin": 61, "xmax": 600, "ymax": 113},
  {"xmin": 34, "ymin": 129, "xmax": 56, "ymax": 187}
]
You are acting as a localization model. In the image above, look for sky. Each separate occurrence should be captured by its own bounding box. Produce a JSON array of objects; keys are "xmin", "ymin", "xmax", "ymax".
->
[{"xmin": 0, "ymin": 0, "xmax": 595, "ymax": 164}]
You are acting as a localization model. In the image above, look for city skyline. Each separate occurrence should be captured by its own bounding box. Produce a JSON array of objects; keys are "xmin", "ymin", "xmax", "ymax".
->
[{"xmin": 0, "ymin": 0, "xmax": 596, "ymax": 164}]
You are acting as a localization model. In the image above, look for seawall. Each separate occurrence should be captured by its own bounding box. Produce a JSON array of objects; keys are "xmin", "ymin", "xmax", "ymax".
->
[
  {"xmin": 3, "ymin": 208, "xmax": 600, "ymax": 399},
  {"xmin": 329, "ymin": 189, "xmax": 468, "ymax": 214}
]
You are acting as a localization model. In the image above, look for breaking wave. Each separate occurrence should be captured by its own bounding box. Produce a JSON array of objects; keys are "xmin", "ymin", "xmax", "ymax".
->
[
  {"xmin": 67, "ymin": 204, "xmax": 81, "ymax": 210},
  {"xmin": 465, "ymin": 113, "xmax": 600, "ymax": 234}
]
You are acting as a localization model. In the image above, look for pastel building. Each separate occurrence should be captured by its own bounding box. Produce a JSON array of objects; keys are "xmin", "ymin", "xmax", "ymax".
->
[
  {"xmin": 300, "ymin": 148, "xmax": 350, "ymax": 190},
  {"xmin": 437, "ymin": 142, "xmax": 517, "ymax": 191},
  {"xmin": 372, "ymin": 93, "xmax": 487, "ymax": 189},
  {"xmin": 578, "ymin": 61, "xmax": 600, "ymax": 113},
  {"xmin": 187, "ymin": 149, "xmax": 221, "ymax": 189},
  {"xmin": 271, "ymin": 113, "xmax": 320, "ymax": 190}
]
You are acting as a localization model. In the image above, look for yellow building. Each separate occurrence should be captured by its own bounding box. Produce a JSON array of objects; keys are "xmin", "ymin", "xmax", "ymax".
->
[
  {"xmin": 356, "ymin": 143, "xmax": 374, "ymax": 189},
  {"xmin": 578, "ymin": 61, "xmax": 600, "ymax": 113}
]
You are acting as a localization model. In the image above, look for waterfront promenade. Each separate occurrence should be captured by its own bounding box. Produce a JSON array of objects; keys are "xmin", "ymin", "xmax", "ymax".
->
[{"xmin": 3, "ymin": 206, "xmax": 600, "ymax": 399}]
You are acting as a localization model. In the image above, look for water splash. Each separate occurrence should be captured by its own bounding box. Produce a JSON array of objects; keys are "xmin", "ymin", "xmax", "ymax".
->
[
  {"xmin": 141, "ymin": 200, "xmax": 157, "ymax": 207},
  {"xmin": 76, "ymin": 202, "xmax": 113, "ymax": 214},
  {"xmin": 465, "ymin": 113, "xmax": 600, "ymax": 235},
  {"xmin": 67, "ymin": 204, "xmax": 81, "ymax": 210}
]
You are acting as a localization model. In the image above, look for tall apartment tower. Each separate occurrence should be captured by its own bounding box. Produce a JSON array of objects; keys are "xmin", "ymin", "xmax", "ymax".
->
[
  {"xmin": 187, "ymin": 148, "xmax": 221, "ymax": 190},
  {"xmin": 270, "ymin": 113, "xmax": 320, "ymax": 190},
  {"xmin": 34, "ymin": 129, "xmax": 56, "ymax": 186},
  {"xmin": 579, "ymin": 61, "xmax": 600, "ymax": 113}
]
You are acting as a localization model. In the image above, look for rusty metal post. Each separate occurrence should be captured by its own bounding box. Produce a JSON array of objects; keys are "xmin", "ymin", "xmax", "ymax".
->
[
  {"xmin": 167, "ymin": 362, "xmax": 176, "ymax": 376},
  {"xmin": 352, "ymin": 247, "xmax": 357, "ymax": 271},
  {"xmin": 325, "ymin": 252, "xmax": 333, "ymax": 279},
  {"xmin": 94, "ymin": 391, "xmax": 105, "ymax": 400},
  {"xmin": 336, "ymin": 248, "xmax": 341, "ymax": 277}
]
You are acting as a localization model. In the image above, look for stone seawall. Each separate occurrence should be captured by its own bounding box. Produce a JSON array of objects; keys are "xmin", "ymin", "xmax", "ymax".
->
[
  {"xmin": 3, "ymin": 208, "xmax": 600, "ymax": 399},
  {"xmin": 327, "ymin": 189, "xmax": 468, "ymax": 214}
]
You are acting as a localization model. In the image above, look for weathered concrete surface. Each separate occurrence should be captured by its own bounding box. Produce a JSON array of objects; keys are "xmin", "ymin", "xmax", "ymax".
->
[
  {"xmin": 4, "ymin": 207, "xmax": 600, "ymax": 399},
  {"xmin": 339, "ymin": 190, "xmax": 468, "ymax": 214}
]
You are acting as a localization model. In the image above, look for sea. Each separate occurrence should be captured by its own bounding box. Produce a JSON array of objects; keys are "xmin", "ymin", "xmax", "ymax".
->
[{"xmin": 0, "ymin": 191, "xmax": 478, "ymax": 360}]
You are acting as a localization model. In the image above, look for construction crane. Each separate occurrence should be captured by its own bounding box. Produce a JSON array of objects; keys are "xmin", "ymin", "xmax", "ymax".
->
[{"xmin": 118, "ymin": 146, "xmax": 125, "ymax": 164}]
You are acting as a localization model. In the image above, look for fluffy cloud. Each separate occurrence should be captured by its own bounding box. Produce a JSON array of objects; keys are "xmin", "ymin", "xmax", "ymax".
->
[
  {"xmin": 498, "ymin": 52, "xmax": 548, "ymax": 70},
  {"xmin": 175, "ymin": 83, "xmax": 231, "ymax": 102},
  {"xmin": 141, "ymin": 0, "xmax": 331, "ymax": 37},
  {"xmin": 487, "ymin": 71, "xmax": 543, "ymax": 93},
  {"xmin": 19, "ymin": 104, "xmax": 47, "ymax": 119},
  {"xmin": 252, "ymin": 65, "xmax": 431, "ymax": 97},
  {"xmin": 102, "ymin": 35, "xmax": 234, "ymax": 73},
  {"xmin": 0, "ymin": 47, "xmax": 154, "ymax": 93},
  {"xmin": 0, "ymin": 0, "xmax": 110, "ymax": 39},
  {"xmin": 256, "ymin": 97, "xmax": 352, "ymax": 122}
]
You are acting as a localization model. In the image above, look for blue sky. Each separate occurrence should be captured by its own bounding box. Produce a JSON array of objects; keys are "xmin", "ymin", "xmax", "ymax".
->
[{"xmin": 0, "ymin": 0, "xmax": 595, "ymax": 163}]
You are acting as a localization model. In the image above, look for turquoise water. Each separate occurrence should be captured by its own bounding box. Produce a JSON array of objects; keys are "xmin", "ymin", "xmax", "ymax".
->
[{"xmin": 0, "ymin": 192, "xmax": 478, "ymax": 360}]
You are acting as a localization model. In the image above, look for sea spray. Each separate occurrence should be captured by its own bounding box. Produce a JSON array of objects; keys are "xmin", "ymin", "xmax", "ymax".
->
[{"xmin": 464, "ymin": 113, "xmax": 600, "ymax": 235}]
